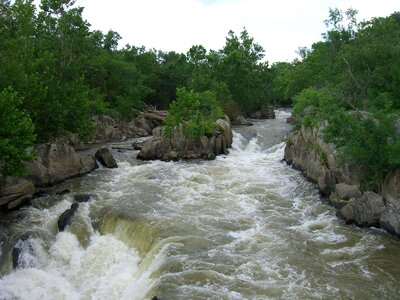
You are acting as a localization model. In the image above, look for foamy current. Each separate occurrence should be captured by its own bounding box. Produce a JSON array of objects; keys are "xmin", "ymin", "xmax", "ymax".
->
[{"xmin": 0, "ymin": 110, "xmax": 399, "ymax": 299}]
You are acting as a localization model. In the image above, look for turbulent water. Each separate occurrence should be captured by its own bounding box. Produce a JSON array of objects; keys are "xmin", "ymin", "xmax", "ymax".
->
[{"xmin": 1, "ymin": 110, "xmax": 400, "ymax": 300}]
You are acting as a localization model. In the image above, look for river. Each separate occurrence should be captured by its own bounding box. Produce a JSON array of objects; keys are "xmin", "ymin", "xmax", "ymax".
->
[{"xmin": 0, "ymin": 110, "xmax": 399, "ymax": 299}]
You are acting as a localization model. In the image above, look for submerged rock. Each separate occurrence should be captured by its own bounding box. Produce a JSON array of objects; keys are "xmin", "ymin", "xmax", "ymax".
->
[
  {"xmin": 58, "ymin": 203, "xmax": 80, "ymax": 232},
  {"xmin": 95, "ymin": 148, "xmax": 118, "ymax": 168},
  {"xmin": 74, "ymin": 194, "xmax": 92, "ymax": 203}
]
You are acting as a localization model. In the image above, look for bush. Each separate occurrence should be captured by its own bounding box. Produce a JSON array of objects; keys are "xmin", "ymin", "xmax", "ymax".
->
[
  {"xmin": 164, "ymin": 88, "xmax": 224, "ymax": 139},
  {"xmin": 0, "ymin": 87, "xmax": 36, "ymax": 180}
]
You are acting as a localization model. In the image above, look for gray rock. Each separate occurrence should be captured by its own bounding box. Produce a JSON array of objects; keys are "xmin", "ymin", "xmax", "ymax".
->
[
  {"xmin": 25, "ymin": 139, "xmax": 97, "ymax": 187},
  {"xmin": 58, "ymin": 203, "xmax": 79, "ymax": 232},
  {"xmin": 380, "ymin": 208, "xmax": 400, "ymax": 237},
  {"xmin": 0, "ymin": 179, "xmax": 35, "ymax": 210},
  {"xmin": 340, "ymin": 192, "xmax": 386, "ymax": 227},
  {"xmin": 284, "ymin": 125, "xmax": 362, "ymax": 195},
  {"xmin": 95, "ymin": 148, "xmax": 118, "ymax": 168},
  {"xmin": 329, "ymin": 192, "xmax": 350, "ymax": 209},
  {"xmin": 74, "ymin": 194, "xmax": 92, "ymax": 203},
  {"xmin": 232, "ymin": 115, "xmax": 253, "ymax": 126},
  {"xmin": 382, "ymin": 168, "xmax": 400, "ymax": 211},
  {"xmin": 335, "ymin": 183, "xmax": 362, "ymax": 200},
  {"xmin": 137, "ymin": 117, "xmax": 233, "ymax": 161}
]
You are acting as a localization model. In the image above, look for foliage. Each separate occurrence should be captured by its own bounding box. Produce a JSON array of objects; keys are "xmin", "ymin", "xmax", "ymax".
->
[
  {"xmin": 164, "ymin": 88, "xmax": 224, "ymax": 139},
  {"xmin": 290, "ymin": 9, "xmax": 400, "ymax": 191},
  {"xmin": 0, "ymin": 87, "xmax": 36, "ymax": 180}
]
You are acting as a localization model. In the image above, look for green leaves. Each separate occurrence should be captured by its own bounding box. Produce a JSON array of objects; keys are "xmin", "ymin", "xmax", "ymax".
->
[
  {"xmin": 164, "ymin": 88, "xmax": 223, "ymax": 139},
  {"xmin": 0, "ymin": 87, "xmax": 36, "ymax": 180},
  {"xmin": 290, "ymin": 10, "xmax": 400, "ymax": 192}
]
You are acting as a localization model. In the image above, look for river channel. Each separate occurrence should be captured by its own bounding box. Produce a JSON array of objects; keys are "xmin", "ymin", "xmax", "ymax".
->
[{"xmin": 0, "ymin": 110, "xmax": 399, "ymax": 299}]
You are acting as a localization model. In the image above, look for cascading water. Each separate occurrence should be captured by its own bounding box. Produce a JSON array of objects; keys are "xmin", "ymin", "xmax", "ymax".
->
[{"xmin": 0, "ymin": 110, "xmax": 399, "ymax": 299}]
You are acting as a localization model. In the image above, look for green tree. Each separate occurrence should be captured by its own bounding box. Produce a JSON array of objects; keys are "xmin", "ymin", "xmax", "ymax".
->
[
  {"xmin": 0, "ymin": 88, "xmax": 36, "ymax": 180},
  {"xmin": 164, "ymin": 88, "xmax": 223, "ymax": 139}
]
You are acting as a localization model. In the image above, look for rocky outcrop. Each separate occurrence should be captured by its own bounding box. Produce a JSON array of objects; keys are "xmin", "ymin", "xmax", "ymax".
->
[
  {"xmin": 92, "ymin": 110, "xmax": 166, "ymax": 143},
  {"xmin": 231, "ymin": 115, "xmax": 253, "ymax": 126},
  {"xmin": 95, "ymin": 148, "xmax": 118, "ymax": 168},
  {"xmin": 284, "ymin": 125, "xmax": 362, "ymax": 195},
  {"xmin": 0, "ymin": 178, "xmax": 35, "ymax": 210},
  {"xmin": 25, "ymin": 139, "xmax": 97, "ymax": 187},
  {"xmin": 285, "ymin": 125, "xmax": 400, "ymax": 238},
  {"xmin": 248, "ymin": 106, "xmax": 275, "ymax": 119},
  {"xmin": 137, "ymin": 117, "xmax": 233, "ymax": 161}
]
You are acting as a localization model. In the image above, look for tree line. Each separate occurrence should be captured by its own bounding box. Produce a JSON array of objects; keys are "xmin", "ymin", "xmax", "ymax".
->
[
  {"xmin": 0, "ymin": 0, "xmax": 277, "ymax": 179},
  {"xmin": 1, "ymin": 0, "xmax": 399, "ymax": 189}
]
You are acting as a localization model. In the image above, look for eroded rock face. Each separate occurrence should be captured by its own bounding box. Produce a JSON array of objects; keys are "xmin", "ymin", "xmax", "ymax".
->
[
  {"xmin": 0, "ymin": 178, "xmax": 35, "ymax": 210},
  {"xmin": 25, "ymin": 139, "xmax": 97, "ymax": 187},
  {"xmin": 285, "ymin": 125, "xmax": 400, "ymax": 238},
  {"xmin": 284, "ymin": 125, "xmax": 362, "ymax": 195},
  {"xmin": 137, "ymin": 117, "xmax": 233, "ymax": 161}
]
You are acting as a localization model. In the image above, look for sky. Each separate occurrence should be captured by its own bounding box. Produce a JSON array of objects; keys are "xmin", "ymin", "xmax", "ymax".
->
[{"xmin": 77, "ymin": 0, "xmax": 399, "ymax": 63}]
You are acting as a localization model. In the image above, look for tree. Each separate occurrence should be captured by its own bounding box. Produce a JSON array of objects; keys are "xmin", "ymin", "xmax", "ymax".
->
[
  {"xmin": 164, "ymin": 88, "xmax": 223, "ymax": 139},
  {"xmin": 217, "ymin": 28, "xmax": 271, "ymax": 113},
  {"xmin": 0, "ymin": 88, "xmax": 36, "ymax": 180}
]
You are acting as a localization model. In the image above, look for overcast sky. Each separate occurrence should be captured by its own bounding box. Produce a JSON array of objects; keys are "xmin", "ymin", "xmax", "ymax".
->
[{"xmin": 77, "ymin": 0, "xmax": 399, "ymax": 63}]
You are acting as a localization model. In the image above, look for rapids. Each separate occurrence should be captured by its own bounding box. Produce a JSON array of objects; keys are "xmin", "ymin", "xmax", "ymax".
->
[{"xmin": 0, "ymin": 110, "xmax": 399, "ymax": 299}]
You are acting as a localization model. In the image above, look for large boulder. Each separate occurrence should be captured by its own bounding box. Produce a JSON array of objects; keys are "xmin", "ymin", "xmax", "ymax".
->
[
  {"xmin": 25, "ymin": 139, "xmax": 97, "ymax": 187},
  {"xmin": 0, "ymin": 178, "xmax": 35, "ymax": 210},
  {"xmin": 339, "ymin": 191, "xmax": 386, "ymax": 227},
  {"xmin": 137, "ymin": 117, "xmax": 233, "ymax": 161},
  {"xmin": 95, "ymin": 148, "xmax": 118, "ymax": 168}
]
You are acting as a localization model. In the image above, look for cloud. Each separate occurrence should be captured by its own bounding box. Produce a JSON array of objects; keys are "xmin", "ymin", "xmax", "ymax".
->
[{"xmin": 78, "ymin": 0, "xmax": 399, "ymax": 62}]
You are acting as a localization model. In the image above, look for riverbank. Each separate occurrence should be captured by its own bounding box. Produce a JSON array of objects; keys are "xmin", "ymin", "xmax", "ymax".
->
[{"xmin": 284, "ymin": 124, "xmax": 400, "ymax": 238}]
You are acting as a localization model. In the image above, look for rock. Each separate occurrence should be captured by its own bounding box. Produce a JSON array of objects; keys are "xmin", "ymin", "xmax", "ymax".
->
[
  {"xmin": 132, "ymin": 141, "xmax": 144, "ymax": 150},
  {"xmin": 56, "ymin": 189, "xmax": 71, "ymax": 195},
  {"xmin": 25, "ymin": 139, "xmax": 97, "ymax": 187},
  {"xmin": 380, "ymin": 208, "xmax": 400, "ymax": 237},
  {"xmin": 58, "ymin": 203, "xmax": 80, "ymax": 232},
  {"xmin": 12, "ymin": 245, "xmax": 22, "ymax": 269},
  {"xmin": 286, "ymin": 116, "xmax": 294, "ymax": 123},
  {"xmin": 248, "ymin": 106, "xmax": 275, "ymax": 119},
  {"xmin": 339, "ymin": 192, "xmax": 385, "ymax": 227},
  {"xmin": 335, "ymin": 183, "xmax": 362, "ymax": 200},
  {"xmin": 33, "ymin": 190, "xmax": 50, "ymax": 198},
  {"xmin": 137, "ymin": 117, "xmax": 233, "ymax": 161},
  {"xmin": 137, "ymin": 136, "xmax": 170, "ymax": 161},
  {"xmin": 74, "ymin": 194, "xmax": 92, "ymax": 203},
  {"xmin": 95, "ymin": 148, "xmax": 118, "ymax": 168},
  {"xmin": 0, "ymin": 178, "xmax": 35, "ymax": 210},
  {"xmin": 382, "ymin": 168, "xmax": 400, "ymax": 211},
  {"xmin": 232, "ymin": 115, "xmax": 253, "ymax": 126},
  {"xmin": 284, "ymin": 125, "xmax": 362, "ymax": 195},
  {"xmin": 329, "ymin": 193, "xmax": 350, "ymax": 209}
]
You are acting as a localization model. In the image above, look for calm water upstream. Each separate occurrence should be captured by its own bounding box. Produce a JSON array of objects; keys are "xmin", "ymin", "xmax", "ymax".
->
[{"xmin": 0, "ymin": 110, "xmax": 399, "ymax": 300}]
